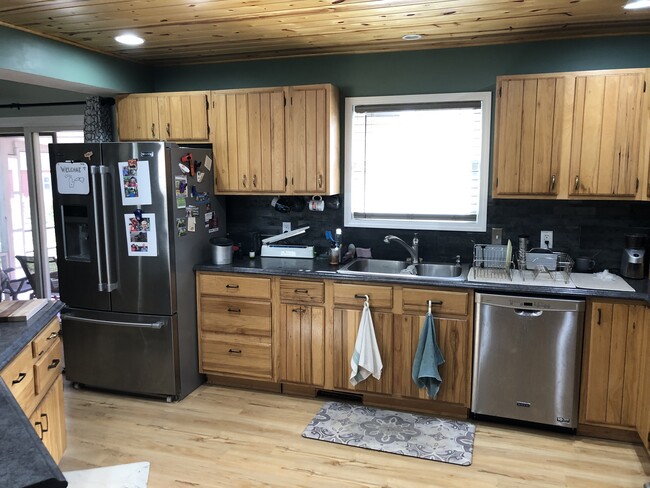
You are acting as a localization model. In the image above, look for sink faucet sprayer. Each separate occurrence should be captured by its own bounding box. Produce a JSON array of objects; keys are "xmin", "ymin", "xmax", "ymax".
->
[{"xmin": 384, "ymin": 233, "xmax": 419, "ymax": 263}]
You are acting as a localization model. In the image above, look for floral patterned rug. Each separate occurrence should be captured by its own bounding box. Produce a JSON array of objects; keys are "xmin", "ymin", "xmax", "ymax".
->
[{"xmin": 301, "ymin": 401, "xmax": 475, "ymax": 466}]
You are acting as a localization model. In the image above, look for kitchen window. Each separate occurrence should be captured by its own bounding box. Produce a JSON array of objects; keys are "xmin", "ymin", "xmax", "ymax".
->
[{"xmin": 344, "ymin": 92, "xmax": 491, "ymax": 231}]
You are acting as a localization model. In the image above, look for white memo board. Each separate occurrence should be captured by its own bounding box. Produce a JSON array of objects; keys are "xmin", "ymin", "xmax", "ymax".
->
[{"xmin": 56, "ymin": 162, "xmax": 90, "ymax": 195}]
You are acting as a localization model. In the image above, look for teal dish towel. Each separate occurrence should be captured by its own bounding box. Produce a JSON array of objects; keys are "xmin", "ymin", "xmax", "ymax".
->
[{"xmin": 411, "ymin": 313, "xmax": 445, "ymax": 398}]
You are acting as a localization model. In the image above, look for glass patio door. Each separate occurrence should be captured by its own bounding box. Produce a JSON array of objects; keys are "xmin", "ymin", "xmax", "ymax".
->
[{"xmin": 0, "ymin": 130, "xmax": 83, "ymax": 300}]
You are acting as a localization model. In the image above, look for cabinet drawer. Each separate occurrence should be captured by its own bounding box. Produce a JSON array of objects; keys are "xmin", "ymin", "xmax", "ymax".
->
[
  {"xmin": 32, "ymin": 318, "xmax": 61, "ymax": 359},
  {"xmin": 333, "ymin": 283, "xmax": 393, "ymax": 309},
  {"xmin": 199, "ymin": 273, "xmax": 271, "ymax": 299},
  {"xmin": 200, "ymin": 297, "xmax": 271, "ymax": 336},
  {"xmin": 402, "ymin": 288, "xmax": 469, "ymax": 316},
  {"xmin": 280, "ymin": 279, "xmax": 324, "ymax": 304},
  {"xmin": 200, "ymin": 334, "xmax": 272, "ymax": 379},
  {"xmin": 0, "ymin": 343, "xmax": 36, "ymax": 415},
  {"xmin": 34, "ymin": 338, "xmax": 63, "ymax": 396}
]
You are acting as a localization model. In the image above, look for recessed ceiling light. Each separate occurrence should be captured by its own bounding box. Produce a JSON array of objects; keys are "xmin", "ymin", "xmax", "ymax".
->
[
  {"xmin": 402, "ymin": 34, "xmax": 422, "ymax": 41},
  {"xmin": 115, "ymin": 34, "xmax": 145, "ymax": 46},
  {"xmin": 624, "ymin": 0, "xmax": 650, "ymax": 9}
]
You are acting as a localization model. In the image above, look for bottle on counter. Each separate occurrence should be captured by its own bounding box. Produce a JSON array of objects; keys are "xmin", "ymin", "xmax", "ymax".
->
[{"xmin": 330, "ymin": 243, "xmax": 340, "ymax": 265}]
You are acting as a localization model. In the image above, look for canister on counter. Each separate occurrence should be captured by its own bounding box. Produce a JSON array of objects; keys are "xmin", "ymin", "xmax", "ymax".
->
[{"xmin": 518, "ymin": 234, "xmax": 529, "ymax": 267}]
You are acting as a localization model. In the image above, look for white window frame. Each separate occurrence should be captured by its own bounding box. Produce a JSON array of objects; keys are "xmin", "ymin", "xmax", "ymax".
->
[{"xmin": 344, "ymin": 92, "xmax": 491, "ymax": 232}]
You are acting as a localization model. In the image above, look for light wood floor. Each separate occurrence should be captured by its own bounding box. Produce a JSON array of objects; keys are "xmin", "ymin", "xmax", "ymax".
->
[{"xmin": 59, "ymin": 382, "xmax": 650, "ymax": 488}]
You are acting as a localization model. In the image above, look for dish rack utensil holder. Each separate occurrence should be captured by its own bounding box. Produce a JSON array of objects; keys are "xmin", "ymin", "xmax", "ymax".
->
[
  {"xmin": 472, "ymin": 244, "xmax": 513, "ymax": 281},
  {"xmin": 517, "ymin": 252, "xmax": 574, "ymax": 283}
]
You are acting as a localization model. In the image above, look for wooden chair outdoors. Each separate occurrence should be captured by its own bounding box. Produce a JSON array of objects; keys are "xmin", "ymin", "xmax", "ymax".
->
[
  {"xmin": 0, "ymin": 266, "xmax": 33, "ymax": 300},
  {"xmin": 15, "ymin": 255, "xmax": 59, "ymax": 299}
]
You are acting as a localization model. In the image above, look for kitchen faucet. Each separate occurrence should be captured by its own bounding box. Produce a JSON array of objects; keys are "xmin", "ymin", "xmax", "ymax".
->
[{"xmin": 384, "ymin": 233, "xmax": 419, "ymax": 263}]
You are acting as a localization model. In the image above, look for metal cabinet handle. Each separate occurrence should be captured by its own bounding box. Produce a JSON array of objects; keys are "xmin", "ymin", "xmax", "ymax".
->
[
  {"xmin": 294, "ymin": 289, "xmax": 309, "ymax": 294},
  {"xmin": 34, "ymin": 421, "xmax": 44, "ymax": 440},
  {"xmin": 47, "ymin": 332, "xmax": 58, "ymax": 340},
  {"xmin": 354, "ymin": 294, "xmax": 368, "ymax": 299},
  {"xmin": 225, "ymin": 284, "xmax": 239, "ymax": 289},
  {"xmin": 317, "ymin": 174, "xmax": 323, "ymax": 188},
  {"xmin": 292, "ymin": 307, "xmax": 306, "ymax": 314},
  {"xmin": 227, "ymin": 307, "xmax": 241, "ymax": 313},
  {"xmin": 12, "ymin": 372, "xmax": 26, "ymax": 385},
  {"xmin": 597, "ymin": 308, "xmax": 602, "ymax": 325},
  {"xmin": 242, "ymin": 175, "xmax": 247, "ymax": 188},
  {"xmin": 252, "ymin": 174, "xmax": 257, "ymax": 188},
  {"xmin": 427, "ymin": 300, "xmax": 443, "ymax": 306},
  {"xmin": 47, "ymin": 359, "xmax": 61, "ymax": 370},
  {"xmin": 40, "ymin": 413, "xmax": 49, "ymax": 433},
  {"xmin": 228, "ymin": 348, "xmax": 242, "ymax": 354},
  {"xmin": 574, "ymin": 175, "xmax": 580, "ymax": 191},
  {"xmin": 151, "ymin": 123, "xmax": 156, "ymax": 138},
  {"xmin": 166, "ymin": 123, "xmax": 171, "ymax": 137},
  {"xmin": 550, "ymin": 174, "xmax": 556, "ymax": 191}
]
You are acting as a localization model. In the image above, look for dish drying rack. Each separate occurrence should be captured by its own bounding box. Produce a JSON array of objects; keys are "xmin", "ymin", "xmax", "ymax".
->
[
  {"xmin": 472, "ymin": 244, "xmax": 514, "ymax": 280},
  {"xmin": 517, "ymin": 252, "xmax": 574, "ymax": 284}
]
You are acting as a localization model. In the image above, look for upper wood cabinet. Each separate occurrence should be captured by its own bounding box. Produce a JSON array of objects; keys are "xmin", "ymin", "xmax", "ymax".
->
[
  {"xmin": 210, "ymin": 87, "xmax": 286, "ymax": 193},
  {"xmin": 116, "ymin": 92, "xmax": 210, "ymax": 142},
  {"xmin": 570, "ymin": 72, "xmax": 645, "ymax": 197},
  {"xmin": 210, "ymin": 84, "xmax": 340, "ymax": 195},
  {"xmin": 493, "ymin": 76, "xmax": 567, "ymax": 196},
  {"xmin": 492, "ymin": 68, "xmax": 649, "ymax": 201},
  {"xmin": 286, "ymin": 84, "xmax": 340, "ymax": 195}
]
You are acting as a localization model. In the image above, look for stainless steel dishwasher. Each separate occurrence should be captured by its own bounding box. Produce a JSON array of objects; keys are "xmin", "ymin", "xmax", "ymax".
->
[{"xmin": 471, "ymin": 293, "xmax": 585, "ymax": 428}]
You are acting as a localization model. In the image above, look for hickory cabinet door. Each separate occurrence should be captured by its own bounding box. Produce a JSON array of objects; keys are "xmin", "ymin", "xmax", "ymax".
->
[{"xmin": 279, "ymin": 304, "xmax": 325, "ymax": 387}]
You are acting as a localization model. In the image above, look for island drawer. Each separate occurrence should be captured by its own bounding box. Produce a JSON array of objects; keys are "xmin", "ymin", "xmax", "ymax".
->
[
  {"xmin": 32, "ymin": 318, "xmax": 61, "ymax": 359},
  {"xmin": 0, "ymin": 343, "xmax": 36, "ymax": 415},
  {"xmin": 34, "ymin": 338, "xmax": 63, "ymax": 396}
]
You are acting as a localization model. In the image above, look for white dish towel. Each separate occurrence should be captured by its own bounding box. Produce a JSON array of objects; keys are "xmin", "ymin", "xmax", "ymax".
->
[{"xmin": 350, "ymin": 300, "xmax": 383, "ymax": 386}]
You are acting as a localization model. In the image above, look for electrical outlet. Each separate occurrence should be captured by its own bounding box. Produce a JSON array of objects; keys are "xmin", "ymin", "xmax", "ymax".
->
[
  {"xmin": 282, "ymin": 222, "xmax": 292, "ymax": 233},
  {"xmin": 491, "ymin": 227, "xmax": 503, "ymax": 245},
  {"xmin": 540, "ymin": 230, "xmax": 554, "ymax": 250}
]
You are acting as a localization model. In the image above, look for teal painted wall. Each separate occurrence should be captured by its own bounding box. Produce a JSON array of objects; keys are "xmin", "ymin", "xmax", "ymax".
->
[
  {"xmin": 153, "ymin": 36, "xmax": 650, "ymax": 94},
  {"xmin": 0, "ymin": 26, "xmax": 153, "ymax": 94}
]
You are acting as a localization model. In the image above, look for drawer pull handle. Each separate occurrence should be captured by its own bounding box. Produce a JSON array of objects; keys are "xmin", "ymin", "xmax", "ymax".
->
[
  {"xmin": 292, "ymin": 307, "xmax": 306, "ymax": 314},
  {"xmin": 228, "ymin": 348, "xmax": 242, "ymax": 354},
  {"xmin": 40, "ymin": 413, "xmax": 49, "ymax": 433},
  {"xmin": 225, "ymin": 284, "xmax": 239, "ymax": 289},
  {"xmin": 47, "ymin": 359, "xmax": 61, "ymax": 370},
  {"xmin": 47, "ymin": 332, "xmax": 58, "ymax": 340},
  {"xmin": 597, "ymin": 308, "xmax": 602, "ymax": 325},
  {"xmin": 12, "ymin": 372, "xmax": 26, "ymax": 385},
  {"xmin": 294, "ymin": 289, "xmax": 309, "ymax": 294},
  {"xmin": 354, "ymin": 294, "xmax": 369, "ymax": 299},
  {"xmin": 227, "ymin": 307, "xmax": 241, "ymax": 313},
  {"xmin": 34, "ymin": 421, "xmax": 44, "ymax": 440}
]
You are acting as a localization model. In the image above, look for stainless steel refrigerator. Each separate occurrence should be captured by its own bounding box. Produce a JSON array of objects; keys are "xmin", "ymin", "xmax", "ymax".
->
[{"xmin": 49, "ymin": 142, "xmax": 225, "ymax": 401}]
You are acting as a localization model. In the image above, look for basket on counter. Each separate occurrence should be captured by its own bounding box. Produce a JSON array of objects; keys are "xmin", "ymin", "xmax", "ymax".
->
[{"xmin": 472, "ymin": 244, "xmax": 513, "ymax": 281}]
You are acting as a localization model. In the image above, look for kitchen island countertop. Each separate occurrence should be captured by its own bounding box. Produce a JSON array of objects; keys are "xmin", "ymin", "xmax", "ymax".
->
[
  {"xmin": 195, "ymin": 257, "xmax": 650, "ymax": 303},
  {"xmin": 0, "ymin": 300, "xmax": 67, "ymax": 488}
]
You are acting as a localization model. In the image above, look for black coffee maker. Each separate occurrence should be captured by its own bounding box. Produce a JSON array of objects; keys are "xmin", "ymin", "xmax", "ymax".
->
[{"xmin": 620, "ymin": 234, "xmax": 646, "ymax": 279}]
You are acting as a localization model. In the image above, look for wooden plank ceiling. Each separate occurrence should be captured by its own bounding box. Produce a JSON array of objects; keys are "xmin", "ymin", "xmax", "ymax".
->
[{"xmin": 1, "ymin": 0, "xmax": 650, "ymax": 65}]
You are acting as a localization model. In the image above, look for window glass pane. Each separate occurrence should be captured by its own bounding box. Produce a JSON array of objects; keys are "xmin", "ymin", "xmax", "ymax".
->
[{"xmin": 345, "ymin": 93, "xmax": 491, "ymax": 231}]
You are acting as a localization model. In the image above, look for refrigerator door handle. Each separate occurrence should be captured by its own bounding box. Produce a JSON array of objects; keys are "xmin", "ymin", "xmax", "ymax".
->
[
  {"xmin": 90, "ymin": 165, "xmax": 107, "ymax": 291},
  {"xmin": 63, "ymin": 314, "xmax": 164, "ymax": 329},
  {"xmin": 98, "ymin": 166, "xmax": 118, "ymax": 292}
]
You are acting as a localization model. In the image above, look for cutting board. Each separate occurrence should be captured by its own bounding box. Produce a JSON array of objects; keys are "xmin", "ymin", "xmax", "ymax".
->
[
  {"xmin": 570, "ymin": 273, "xmax": 636, "ymax": 292},
  {"xmin": 0, "ymin": 299, "xmax": 50, "ymax": 322}
]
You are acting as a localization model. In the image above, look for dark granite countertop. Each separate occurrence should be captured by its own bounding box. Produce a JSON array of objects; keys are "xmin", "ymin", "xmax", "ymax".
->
[
  {"xmin": 0, "ymin": 300, "xmax": 67, "ymax": 488},
  {"xmin": 195, "ymin": 257, "xmax": 650, "ymax": 303}
]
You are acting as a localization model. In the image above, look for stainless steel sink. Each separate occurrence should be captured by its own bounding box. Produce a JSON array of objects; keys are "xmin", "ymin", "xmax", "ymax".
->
[{"xmin": 337, "ymin": 258, "xmax": 465, "ymax": 280}]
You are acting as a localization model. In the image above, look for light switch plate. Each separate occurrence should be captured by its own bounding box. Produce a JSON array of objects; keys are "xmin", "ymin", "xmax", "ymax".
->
[{"xmin": 282, "ymin": 222, "xmax": 292, "ymax": 233}]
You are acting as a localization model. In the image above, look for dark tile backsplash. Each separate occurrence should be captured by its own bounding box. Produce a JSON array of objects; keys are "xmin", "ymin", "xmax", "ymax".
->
[{"xmin": 225, "ymin": 196, "xmax": 650, "ymax": 273}]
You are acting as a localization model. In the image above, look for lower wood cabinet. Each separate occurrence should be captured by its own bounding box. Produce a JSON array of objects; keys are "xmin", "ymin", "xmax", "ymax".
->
[
  {"xmin": 636, "ymin": 308, "xmax": 650, "ymax": 453},
  {"xmin": 580, "ymin": 299, "xmax": 645, "ymax": 430},
  {"xmin": 396, "ymin": 314, "xmax": 470, "ymax": 406},
  {"xmin": 0, "ymin": 317, "xmax": 66, "ymax": 463},
  {"xmin": 331, "ymin": 307, "xmax": 394, "ymax": 395},
  {"xmin": 279, "ymin": 304, "xmax": 325, "ymax": 386}
]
